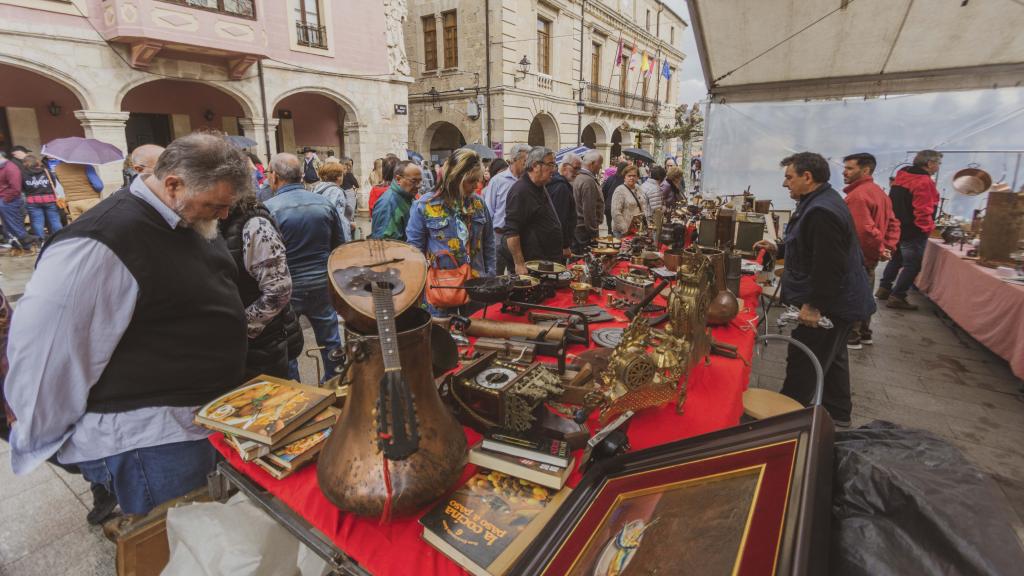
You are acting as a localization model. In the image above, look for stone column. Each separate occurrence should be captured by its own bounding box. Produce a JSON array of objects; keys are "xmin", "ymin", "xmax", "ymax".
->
[
  {"xmin": 238, "ymin": 117, "xmax": 280, "ymax": 161},
  {"xmin": 344, "ymin": 120, "xmax": 370, "ymax": 214},
  {"xmin": 595, "ymin": 143, "xmax": 613, "ymax": 165},
  {"xmin": 74, "ymin": 110, "xmax": 130, "ymax": 196}
]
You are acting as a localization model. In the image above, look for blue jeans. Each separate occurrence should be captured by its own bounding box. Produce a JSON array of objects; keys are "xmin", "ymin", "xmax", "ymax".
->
[
  {"xmin": 880, "ymin": 235, "xmax": 928, "ymax": 298},
  {"xmin": 26, "ymin": 202, "xmax": 63, "ymax": 238},
  {"xmin": 287, "ymin": 285, "xmax": 342, "ymax": 382},
  {"xmin": 77, "ymin": 439, "xmax": 219, "ymax": 516},
  {"xmin": 0, "ymin": 196, "xmax": 28, "ymax": 243}
]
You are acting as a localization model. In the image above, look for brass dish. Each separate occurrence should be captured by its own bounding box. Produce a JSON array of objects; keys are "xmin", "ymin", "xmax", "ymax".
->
[{"xmin": 595, "ymin": 236, "xmax": 622, "ymax": 249}]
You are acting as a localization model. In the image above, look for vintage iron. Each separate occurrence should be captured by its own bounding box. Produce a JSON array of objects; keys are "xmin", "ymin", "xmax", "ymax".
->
[{"xmin": 319, "ymin": 240, "xmax": 466, "ymax": 520}]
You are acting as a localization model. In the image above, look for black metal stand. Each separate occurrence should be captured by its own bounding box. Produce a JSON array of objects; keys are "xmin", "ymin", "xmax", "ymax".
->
[{"xmin": 207, "ymin": 461, "xmax": 370, "ymax": 576}]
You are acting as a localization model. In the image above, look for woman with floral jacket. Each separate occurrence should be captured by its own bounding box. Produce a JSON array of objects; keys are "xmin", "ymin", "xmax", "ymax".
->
[{"xmin": 406, "ymin": 148, "xmax": 496, "ymax": 316}]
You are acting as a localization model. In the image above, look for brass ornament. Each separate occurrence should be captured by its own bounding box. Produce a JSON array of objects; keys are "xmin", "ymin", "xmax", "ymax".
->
[{"xmin": 590, "ymin": 257, "xmax": 713, "ymax": 422}]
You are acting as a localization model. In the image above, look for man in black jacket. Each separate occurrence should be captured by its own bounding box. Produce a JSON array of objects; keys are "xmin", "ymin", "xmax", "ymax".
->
[
  {"xmin": 547, "ymin": 152, "xmax": 580, "ymax": 256},
  {"xmin": 602, "ymin": 160, "xmax": 627, "ymax": 232},
  {"xmin": 755, "ymin": 152, "xmax": 875, "ymax": 427}
]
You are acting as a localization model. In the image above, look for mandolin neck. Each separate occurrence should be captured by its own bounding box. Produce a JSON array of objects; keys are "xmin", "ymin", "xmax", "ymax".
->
[{"xmin": 371, "ymin": 281, "xmax": 402, "ymax": 372}]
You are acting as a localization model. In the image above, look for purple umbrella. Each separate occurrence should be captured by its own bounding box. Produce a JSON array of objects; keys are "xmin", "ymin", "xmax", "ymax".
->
[{"xmin": 41, "ymin": 136, "xmax": 124, "ymax": 165}]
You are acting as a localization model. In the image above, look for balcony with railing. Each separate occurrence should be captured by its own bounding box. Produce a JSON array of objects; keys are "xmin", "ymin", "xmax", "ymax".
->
[
  {"xmin": 585, "ymin": 84, "xmax": 660, "ymax": 114},
  {"xmin": 93, "ymin": 0, "xmax": 267, "ymax": 78},
  {"xmin": 296, "ymin": 22, "xmax": 328, "ymax": 50}
]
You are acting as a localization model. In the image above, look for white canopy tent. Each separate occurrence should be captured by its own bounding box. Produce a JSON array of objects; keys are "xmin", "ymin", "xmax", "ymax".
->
[
  {"xmin": 684, "ymin": 0, "xmax": 1024, "ymax": 212},
  {"xmin": 687, "ymin": 0, "xmax": 1024, "ymax": 103}
]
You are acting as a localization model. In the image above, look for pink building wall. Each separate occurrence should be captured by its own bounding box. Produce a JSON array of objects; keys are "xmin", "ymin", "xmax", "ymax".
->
[
  {"xmin": 121, "ymin": 79, "xmax": 245, "ymax": 131},
  {"xmin": 0, "ymin": 65, "xmax": 85, "ymax": 143},
  {"xmin": 83, "ymin": 0, "xmax": 390, "ymax": 75},
  {"xmin": 275, "ymin": 93, "xmax": 343, "ymax": 150}
]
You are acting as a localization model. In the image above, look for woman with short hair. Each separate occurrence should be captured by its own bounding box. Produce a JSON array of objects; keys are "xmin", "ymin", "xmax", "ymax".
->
[
  {"xmin": 610, "ymin": 165, "xmax": 649, "ymax": 237},
  {"xmin": 312, "ymin": 162, "xmax": 354, "ymax": 242}
]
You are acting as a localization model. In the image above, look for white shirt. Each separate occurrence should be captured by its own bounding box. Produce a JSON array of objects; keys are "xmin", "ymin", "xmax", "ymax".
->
[{"xmin": 5, "ymin": 177, "xmax": 210, "ymax": 475}]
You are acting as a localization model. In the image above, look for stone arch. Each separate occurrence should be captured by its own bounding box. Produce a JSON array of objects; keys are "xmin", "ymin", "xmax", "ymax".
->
[
  {"xmin": 0, "ymin": 54, "xmax": 93, "ymax": 110},
  {"xmin": 270, "ymin": 85, "xmax": 360, "ymax": 125},
  {"xmin": 422, "ymin": 121, "xmax": 465, "ymax": 162},
  {"xmin": 527, "ymin": 112, "xmax": 560, "ymax": 148},
  {"xmin": 116, "ymin": 77, "xmax": 256, "ymax": 119},
  {"xmin": 611, "ymin": 128, "xmax": 623, "ymax": 159},
  {"xmin": 581, "ymin": 121, "xmax": 608, "ymax": 149}
]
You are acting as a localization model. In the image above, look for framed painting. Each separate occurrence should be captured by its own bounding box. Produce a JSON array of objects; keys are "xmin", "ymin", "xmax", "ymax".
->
[{"xmin": 511, "ymin": 406, "xmax": 834, "ymax": 576}]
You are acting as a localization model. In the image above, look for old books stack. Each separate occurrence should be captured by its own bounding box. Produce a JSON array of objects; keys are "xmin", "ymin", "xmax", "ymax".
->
[
  {"xmin": 469, "ymin": 431, "xmax": 575, "ymax": 490},
  {"xmin": 195, "ymin": 375, "xmax": 338, "ymax": 479}
]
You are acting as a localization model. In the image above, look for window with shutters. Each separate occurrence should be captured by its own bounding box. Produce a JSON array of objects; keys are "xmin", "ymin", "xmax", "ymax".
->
[
  {"xmin": 645, "ymin": 9, "xmax": 651, "ymax": 32},
  {"xmin": 591, "ymin": 43, "xmax": 601, "ymax": 100},
  {"xmin": 666, "ymin": 67, "xmax": 675, "ymax": 103},
  {"xmin": 442, "ymin": 11, "xmax": 458, "ymax": 68},
  {"xmin": 537, "ymin": 18, "xmax": 551, "ymax": 75},
  {"xmin": 423, "ymin": 16, "xmax": 437, "ymax": 71}
]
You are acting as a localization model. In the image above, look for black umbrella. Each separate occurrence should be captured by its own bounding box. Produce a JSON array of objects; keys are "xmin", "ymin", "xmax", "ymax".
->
[
  {"xmin": 622, "ymin": 147, "xmax": 655, "ymax": 164},
  {"xmin": 460, "ymin": 143, "xmax": 497, "ymax": 160}
]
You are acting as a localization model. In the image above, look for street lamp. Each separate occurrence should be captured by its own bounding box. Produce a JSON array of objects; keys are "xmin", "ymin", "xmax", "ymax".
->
[
  {"xmin": 575, "ymin": 81, "xmax": 587, "ymax": 146},
  {"xmin": 513, "ymin": 55, "xmax": 531, "ymax": 86},
  {"xmin": 428, "ymin": 87, "xmax": 443, "ymax": 112}
]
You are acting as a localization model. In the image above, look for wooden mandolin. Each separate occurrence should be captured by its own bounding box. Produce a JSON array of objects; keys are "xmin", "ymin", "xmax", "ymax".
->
[{"xmin": 328, "ymin": 239, "xmax": 427, "ymax": 334}]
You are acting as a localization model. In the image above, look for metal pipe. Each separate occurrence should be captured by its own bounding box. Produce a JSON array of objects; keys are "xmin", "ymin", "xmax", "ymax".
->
[
  {"xmin": 577, "ymin": 0, "xmax": 585, "ymax": 146},
  {"xmin": 257, "ymin": 59, "xmax": 271, "ymax": 163},
  {"xmin": 484, "ymin": 0, "xmax": 493, "ymax": 148}
]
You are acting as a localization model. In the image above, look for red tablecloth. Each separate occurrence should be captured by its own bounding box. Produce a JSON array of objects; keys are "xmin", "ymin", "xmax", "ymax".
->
[
  {"xmin": 917, "ymin": 239, "xmax": 1024, "ymax": 380},
  {"xmin": 210, "ymin": 276, "xmax": 761, "ymax": 576}
]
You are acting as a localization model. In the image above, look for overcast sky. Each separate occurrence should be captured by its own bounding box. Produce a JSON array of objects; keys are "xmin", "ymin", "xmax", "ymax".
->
[{"xmin": 664, "ymin": 0, "xmax": 707, "ymax": 107}]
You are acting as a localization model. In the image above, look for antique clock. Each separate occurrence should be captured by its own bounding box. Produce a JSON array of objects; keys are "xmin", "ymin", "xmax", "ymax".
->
[{"xmin": 447, "ymin": 351, "xmax": 563, "ymax": 432}]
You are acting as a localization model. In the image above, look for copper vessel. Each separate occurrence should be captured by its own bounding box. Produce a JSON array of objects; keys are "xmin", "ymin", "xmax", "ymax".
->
[
  {"xmin": 320, "ymin": 240, "xmax": 466, "ymax": 519},
  {"xmin": 318, "ymin": 308, "xmax": 467, "ymax": 518}
]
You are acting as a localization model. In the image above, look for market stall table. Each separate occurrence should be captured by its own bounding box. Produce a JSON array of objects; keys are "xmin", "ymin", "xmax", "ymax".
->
[
  {"xmin": 917, "ymin": 238, "xmax": 1024, "ymax": 380},
  {"xmin": 209, "ymin": 275, "xmax": 763, "ymax": 576}
]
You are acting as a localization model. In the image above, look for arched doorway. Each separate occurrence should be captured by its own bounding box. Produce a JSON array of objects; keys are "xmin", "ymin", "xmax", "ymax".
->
[
  {"xmin": 0, "ymin": 63, "xmax": 84, "ymax": 152},
  {"xmin": 273, "ymin": 91, "xmax": 349, "ymax": 158},
  {"xmin": 581, "ymin": 122, "xmax": 607, "ymax": 150},
  {"xmin": 527, "ymin": 113, "xmax": 559, "ymax": 148},
  {"xmin": 121, "ymin": 79, "xmax": 247, "ymax": 151},
  {"xmin": 611, "ymin": 128, "xmax": 623, "ymax": 160},
  {"xmin": 425, "ymin": 121, "xmax": 465, "ymax": 163}
]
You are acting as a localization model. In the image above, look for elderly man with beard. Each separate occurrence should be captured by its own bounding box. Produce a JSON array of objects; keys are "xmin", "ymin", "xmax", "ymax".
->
[{"xmin": 4, "ymin": 133, "xmax": 250, "ymax": 516}]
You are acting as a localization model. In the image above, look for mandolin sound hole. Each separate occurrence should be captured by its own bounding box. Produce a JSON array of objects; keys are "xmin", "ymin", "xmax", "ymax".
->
[{"xmin": 364, "ymin": 281, "xmax": 396, "ymax": 293}]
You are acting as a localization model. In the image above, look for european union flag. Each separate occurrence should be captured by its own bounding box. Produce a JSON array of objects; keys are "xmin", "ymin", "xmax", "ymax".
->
[{"xmin": 661, "ymin": 60, "xmax": 671, "ymax": 80}]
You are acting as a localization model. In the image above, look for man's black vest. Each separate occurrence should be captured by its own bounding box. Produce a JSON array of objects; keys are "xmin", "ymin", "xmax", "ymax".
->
[
  {"xmin": 781, "ymin": 184, "xmax": 875, "ymax": 321},
  {"xmin": 42, "ymin": 187, "xmax": 247, "ymax": 412}
]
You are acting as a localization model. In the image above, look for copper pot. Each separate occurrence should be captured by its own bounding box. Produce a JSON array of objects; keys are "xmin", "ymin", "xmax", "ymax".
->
[
  {"xmin": 318, "ymin": 309, "xmax": 467, "ymax": 518},
  {"xmin": 706, "ymin": 289, "xmax": 740, "ymax": 325}
]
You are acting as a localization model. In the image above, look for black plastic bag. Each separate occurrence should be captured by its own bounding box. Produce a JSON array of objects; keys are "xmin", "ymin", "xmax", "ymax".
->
[{"xmin": 830, "ymin": 420, "xmax": 1024, "ymax": 575}]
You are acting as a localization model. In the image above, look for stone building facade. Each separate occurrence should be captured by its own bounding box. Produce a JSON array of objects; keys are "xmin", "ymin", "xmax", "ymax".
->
[
  {"xmin": 0, "ymin": 0, "xmax": 411, "ymax": 200},
  {"xmin": 404, "ymin": 0, "xmax": 687, "ymax": 163}
]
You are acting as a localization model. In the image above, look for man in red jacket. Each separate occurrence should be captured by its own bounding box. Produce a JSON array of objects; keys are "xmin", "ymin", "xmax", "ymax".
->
[
  {"xmin": 842, "ymin": 153, "xmax": 900, "ymax": 349},
  {"xmin": 877, "ymin": 150, "xmax": 942, "ymax": 310}
]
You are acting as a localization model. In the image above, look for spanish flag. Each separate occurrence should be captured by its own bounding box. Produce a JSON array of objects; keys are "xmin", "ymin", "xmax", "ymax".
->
[{"xmin": 640, "ymin": 52, "xmax": 650, "ymax": 75}]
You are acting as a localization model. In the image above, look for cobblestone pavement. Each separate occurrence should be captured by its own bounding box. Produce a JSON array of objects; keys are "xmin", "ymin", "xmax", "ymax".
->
[{"xmin": 1, "ymin": 231, "xmax": 1022, "ymax": 572}]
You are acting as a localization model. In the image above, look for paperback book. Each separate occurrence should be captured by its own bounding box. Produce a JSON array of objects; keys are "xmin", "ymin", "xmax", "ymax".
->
[
  {"xmin": 420, "ymin": 469, "xmax": 570, "ymax": 576},
  {"xmin": 468, "ymin": 442, "xmax": 574, "ymax": 490},
  {"xmin": 195, "ymin": 375, "xmax": 334, "ymax": 445}
]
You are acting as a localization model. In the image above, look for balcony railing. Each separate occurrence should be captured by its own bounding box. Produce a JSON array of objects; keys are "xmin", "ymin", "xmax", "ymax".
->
[
  {"xmin": 296, "ymin": 23, "xmax": 328, "ymax": 49},
  {"xmin": 160, "ymin": 0, "xmax": 256, "ymax": 19},
  {"xmin": 586, "ymin": 84, "xmax": 660, "ymax": 113}
]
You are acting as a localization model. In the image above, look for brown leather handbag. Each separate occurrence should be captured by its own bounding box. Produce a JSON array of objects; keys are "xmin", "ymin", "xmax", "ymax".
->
[{"xmin": 426, "ymin": 251, "xmax": 471, "ymax": 309}]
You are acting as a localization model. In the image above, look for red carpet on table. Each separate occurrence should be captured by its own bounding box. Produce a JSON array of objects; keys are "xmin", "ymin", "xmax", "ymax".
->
[{"xmin": 211, "ymin": 275, "xmax": 762, "ymax": 576}]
